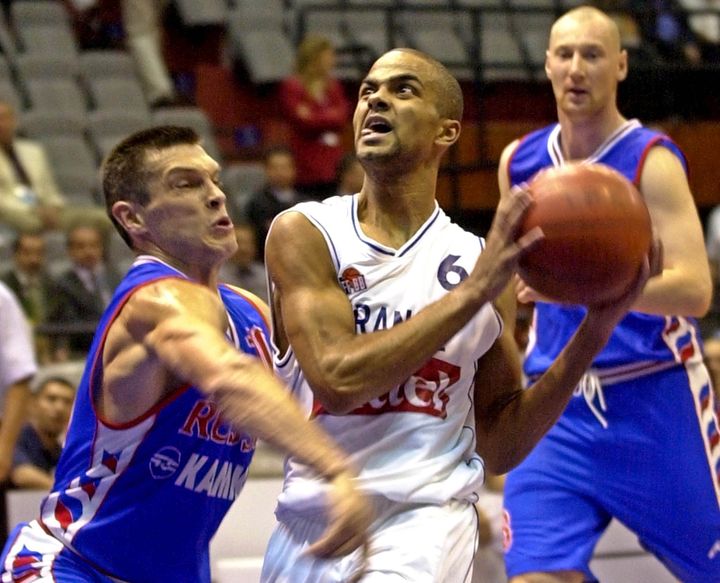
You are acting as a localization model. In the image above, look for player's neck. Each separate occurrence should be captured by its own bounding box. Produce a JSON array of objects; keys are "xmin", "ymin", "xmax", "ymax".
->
[
  {"xmin": 558, "ymin": 110, "xmax": 626, "ymax": 161},
  {"xmin": 357, "ymin": 174, "xmax": 437, "ymax": 249}
]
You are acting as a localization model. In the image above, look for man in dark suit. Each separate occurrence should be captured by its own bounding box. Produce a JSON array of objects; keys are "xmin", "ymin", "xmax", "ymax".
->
[
  {"xmin": 48, "ymin": 223, "xmax": 121, "ymax": 360},
  {"xmin": 0, "ymin": 233, "xmax": 55, "ymax": 325},
  {"xmin": 245, "ymin": 146, "xmax": 303, "ymax": 258},
  {"xmin": 0, "ymin": 232, "xmax": 57, "ymax": 363}
]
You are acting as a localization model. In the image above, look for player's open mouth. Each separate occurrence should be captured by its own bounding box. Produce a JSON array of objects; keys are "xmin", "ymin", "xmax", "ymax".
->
[
  {"xmin": 361, "ymin": 116, "xmax": 393, "ymax": 137},
  {"xmin": 213, "ymin": 217, "xmax": 233, "ymax": 230}
]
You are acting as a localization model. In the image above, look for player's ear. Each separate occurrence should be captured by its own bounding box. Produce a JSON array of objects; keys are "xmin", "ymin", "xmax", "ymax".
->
[
  {"xmin": 436, "ymin": 119, "xmax": 461, "ymax": 148},
  {"xmin": 617, "ymin": 49, "xmax": 628, "ymax": 82},
  {"xmin": 112, "ymin": 201, "xmax": 145, "ymax": 237}
]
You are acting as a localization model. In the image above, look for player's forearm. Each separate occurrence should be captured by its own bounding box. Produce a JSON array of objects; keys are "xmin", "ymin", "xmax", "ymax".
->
[
  {"xmin": 0, "ymin": 381, "xmax": 31, "ymax": 482},
  {"xmin": 11, "ymin": 465, "xmax": 54, "ymax": 490},
  {"xmin": 483, "ymin": 314, "xmax": 615, "ymax": 473},
  {"xmin": 309, "ymin": 282, "xmax": 493, "ymax": 413},
  {"xmin": 0, "ymin": 383, "xmax": 31, "ymax": 453},
  {"xmin": 632, "ymin": 264, "xmax": 711, "ymax": 317},
  {"xmin": 148, "ymin": 322, "xmax": 352, "ymax": 480}
]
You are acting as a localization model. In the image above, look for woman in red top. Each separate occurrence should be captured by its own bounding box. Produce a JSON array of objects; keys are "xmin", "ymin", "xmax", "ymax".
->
[{"xmin": 278, "ymin": 35, "xmax": 351, "ymax": 201}]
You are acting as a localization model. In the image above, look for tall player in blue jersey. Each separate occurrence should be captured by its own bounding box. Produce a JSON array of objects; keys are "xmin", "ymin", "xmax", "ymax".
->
[
  {"xmin": 260, "ymin": 48, "xmax": 659, "ymax": 583},
  {"xmin": 0, "ymin": 126, "xmax": 373, "ymax": 583},
  {"xmin": 499, "ymin": 6, "xmax": 720, "ymax": 583}
]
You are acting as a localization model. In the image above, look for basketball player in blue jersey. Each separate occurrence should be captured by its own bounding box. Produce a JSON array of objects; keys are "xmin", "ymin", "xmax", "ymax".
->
[
  {"xmin": 259, "ymin": 48, "xmax": 659, "ymax": 582},
  {"xmin": 0, "ymin": 126, "xmax": 373, "ymax": 583},
  {"xmin": 499, "ymin": 7, "xmax": 720, "ymax": 583}
]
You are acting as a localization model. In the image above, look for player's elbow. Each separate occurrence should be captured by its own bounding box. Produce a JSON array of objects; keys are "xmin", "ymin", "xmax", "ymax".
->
[
  {"xmin": 693, "ymin": 279, "xmax": 713, "ymax": 317},
  {"xmin": 477, "ymin": 446, "xmax": 525, "ymax": 475},
  {"xmin": 308, "ymin": 379, "xmax": 361, "ymax": 415},
  {"xmin": 305, "ymin": 353, "xmax": 373, "ymax": 414}
]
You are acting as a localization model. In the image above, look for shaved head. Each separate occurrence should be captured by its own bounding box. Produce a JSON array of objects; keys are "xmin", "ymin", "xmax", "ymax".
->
[{"xmin": 550, "ymin": 6, "xmax": 622, "ymax": 52}]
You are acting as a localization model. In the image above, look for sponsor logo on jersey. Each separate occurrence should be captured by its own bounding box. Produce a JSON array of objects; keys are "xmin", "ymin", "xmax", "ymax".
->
[
  {"xmin": 354, "ymin": 302, "xmax": 413, "ymax": 333},
  {"xmin": 174, "ymin": 453, "xmax": 249, "ymax": 501},
  {"xmin": 149, "ymin": 446, "xmax": 181, "ymax": 479},
  {"xmin": 340, "ymin": 267, "xmax": 367, "ymax": 294},
  {"xmin": 179, "ymin": 399, "xmax": 255, "ymax": 451},
  {"xmin": 314, "ymin": 357, "xmax": 460, "ymax": 418}
]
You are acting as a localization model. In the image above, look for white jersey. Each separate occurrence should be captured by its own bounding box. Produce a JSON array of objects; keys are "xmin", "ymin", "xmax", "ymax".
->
[{"xmin": 270, "ymin": 194, "xmax": 502, "ymax": 518}]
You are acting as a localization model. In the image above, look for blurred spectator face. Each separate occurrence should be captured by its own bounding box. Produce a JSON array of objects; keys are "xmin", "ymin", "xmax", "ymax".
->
[
  {"xmin": 0, "ymin": 102, "xmax": 17, "ymax": 148},
  {"xmin": 266, "ymin": 152, "xmax": 296, "ymax": 191},
  {"xmin": 231, "ymin": 225, "xmax": 259, "ymax": 268},
  {"xmin": 317, "ymin": 47, "xmax": 336, "ymax": 77},
  {"xmin": 68, "ymin": 226, "xmax": 104, "ymax": 270},
  {"xmin": 34, "ymin": 379, "xmax": 75, "ymax": 438},
  {"xmin": 14, "ymin": 234, "xmax": 46, "ymax": 276}
]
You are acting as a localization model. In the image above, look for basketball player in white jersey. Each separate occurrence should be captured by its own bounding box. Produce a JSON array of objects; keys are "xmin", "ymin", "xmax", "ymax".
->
[{"xmin": 260, "ymin": 49, "xmax": 659, "ymax": 582}]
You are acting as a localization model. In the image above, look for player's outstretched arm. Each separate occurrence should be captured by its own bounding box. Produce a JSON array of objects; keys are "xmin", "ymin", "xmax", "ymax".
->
[
  {"xmin": 475, "ymin": 246, "xmax": 657, "ymax": 473},
  {"xmin": 119, "ymin": 279, "xmax": 373, "ymax": 558},
  {"xmin": 266, "ymin": 196, "xmax": 542, "ymax": 415}
]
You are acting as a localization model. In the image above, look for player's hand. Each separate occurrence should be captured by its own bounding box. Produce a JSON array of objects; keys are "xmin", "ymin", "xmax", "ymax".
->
[
  {"xmin": 472, "ymin": 185, "xmax": 544, "ymax": 302},
  {"xmin": 515, "ymin": 274, "xmax": 551, "ymax": 304},
  {"xmin": 305, "ymin": 471, "xmax": 374, "ymax": 559}
]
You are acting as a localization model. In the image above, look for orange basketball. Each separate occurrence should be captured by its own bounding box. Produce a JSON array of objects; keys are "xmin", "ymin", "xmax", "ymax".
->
[{"xmin": 518, "ymin": 163, "xmax": 652, "ymax": 305}]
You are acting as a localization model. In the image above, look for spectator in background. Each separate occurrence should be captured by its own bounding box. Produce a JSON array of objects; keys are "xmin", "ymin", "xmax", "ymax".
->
[
  {"xmin": 48, "ymin": 223, "xmax": 121, "ymax": 361},
  {"xmin": 62, "ymin": 0, "xmax": 124, "ymax": 50},
  {"xmin": 335, "ymin": 152, "xmax": 364, "ymax": 197},
  {"xmin": 0, "ymin": 279, "xmax": 37, "ymax": 541},
  {"xmin": 279, "ymin": 35, "xmax": 351, "ymax": 201},
  {"xmin": 120, "ymin": 0, "xmax": 177, "ymax": 108},
  {"xmin": 219, "ymin": 223, "xmax": 268, "ymax": 303},
  {"xmin": 245, "ymin": 146, "xmax": 302, "ymax": 257},
  {"xmin": 682, "ymin": 0, "xmax": 720, "ymax": 60},
  {"xmin": 0, "ymin": 232, "xmax": 57, "ymax": 363},
  {"xmin": 10, "ymin": 377, "xmax": 74, "ymax": 491},
  {"xmin": 0, "ymin": 101, "xmax": 109, "ymax": 235},
  {"xmin": 628, "ymin": 0, "xmax": 703, "ymax": 65}
]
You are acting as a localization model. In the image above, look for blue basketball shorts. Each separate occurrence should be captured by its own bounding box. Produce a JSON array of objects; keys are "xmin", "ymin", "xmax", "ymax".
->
[{"xmin": 503, "ymin": 362, "xmax": 720, "ymax": 582}]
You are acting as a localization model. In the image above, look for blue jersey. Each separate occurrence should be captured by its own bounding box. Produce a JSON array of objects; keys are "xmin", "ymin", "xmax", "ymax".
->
[
  {"xmin": 36, "ymin": 256, "xmax": 271, "ymax": 583},
  {"xmin": 508, "ymin": 119, "xmax": 704, "ymax": 383}
]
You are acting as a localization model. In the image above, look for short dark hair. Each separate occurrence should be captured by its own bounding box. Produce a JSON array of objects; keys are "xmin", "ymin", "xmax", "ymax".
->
[{"xmin": 101, "ymin": 125, "xmax": 201, "ymax": 248}]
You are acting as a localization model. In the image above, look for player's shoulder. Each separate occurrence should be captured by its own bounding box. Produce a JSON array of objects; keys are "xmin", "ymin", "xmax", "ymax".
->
[
  {"xmin": 125, "ymin": 277, "xmax": 222, "ymax": 325},
  {"xmin": 271, "ymin": 195, "xmax": 353, "ymax": 241}
]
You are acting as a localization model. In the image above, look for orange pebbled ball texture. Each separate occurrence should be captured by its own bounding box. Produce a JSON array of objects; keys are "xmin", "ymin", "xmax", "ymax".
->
[{"xmin": 518, "ymin": 163, "xmax": 652, "ymax": 306}]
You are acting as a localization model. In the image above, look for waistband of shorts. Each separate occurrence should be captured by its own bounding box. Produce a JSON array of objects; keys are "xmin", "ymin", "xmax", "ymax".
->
[{"xmin": 528, "ymin": 360, "xmax": 681, "ymax": 387}]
